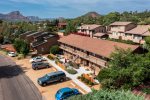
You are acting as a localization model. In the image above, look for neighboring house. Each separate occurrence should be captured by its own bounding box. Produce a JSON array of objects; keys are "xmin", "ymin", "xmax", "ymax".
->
[
  {"xmin": 58, "ymin": 34, "xmax": 139, "ymax": 75},
  {"xmin": 20, "ymin": 31, "xmax": 59, "ymax": 54},
  {"xmin": 77, "ymin": 24, "xmax": 106, "ymax": 37},
  {"xmin": 125, "ymin": 25, "xmax": 150, "ymax": 44},
  {"xmin": 25, "ymin": 31, "xmax": 45, "ymax": 43},
  {"xmin": 108, "ymin": 22, "xmax": 136, "ymax": 40},
  {"xmin": 0, "ymin": 44, "xmax": 16, "ymax": 52},
  {"xmin": 19, "ymin": 31, "xmax": 34, "ymax": 40},
  {"xmin": 20, "ymin": 31, "xmax": 44, "ymax": 43},
  {"xmin": 30, "ymin": 33, "xmax": 59, "ymax": 54},
  {"xmin": 58, "ymin": 22, "xmax": 67, "ymax": 29},
  {"xmin": 93, "ymin": 32, "xmax": 108, "ymax": 39}
]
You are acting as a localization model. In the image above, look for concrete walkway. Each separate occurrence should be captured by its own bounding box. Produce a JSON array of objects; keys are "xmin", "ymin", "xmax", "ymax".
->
[{"xmin": 44, "ymin": 57, "xmax": 92, "ymax": 93}]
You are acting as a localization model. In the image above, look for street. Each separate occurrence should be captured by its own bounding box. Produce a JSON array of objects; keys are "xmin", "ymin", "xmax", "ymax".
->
[{"xmin": 0, "ymin": 55, "xmax": 43, "ymax": 100}]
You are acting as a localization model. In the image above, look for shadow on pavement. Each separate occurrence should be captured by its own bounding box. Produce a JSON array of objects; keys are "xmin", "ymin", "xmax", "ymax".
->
[{"xmin": 0, "ymin": 65, "xmax": 24, "ymax": 78}]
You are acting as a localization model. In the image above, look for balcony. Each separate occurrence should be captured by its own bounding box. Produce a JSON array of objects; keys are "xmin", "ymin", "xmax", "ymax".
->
[{"xmin": 60, "ymin": 45, "xmax": 107, "ymax": 67}]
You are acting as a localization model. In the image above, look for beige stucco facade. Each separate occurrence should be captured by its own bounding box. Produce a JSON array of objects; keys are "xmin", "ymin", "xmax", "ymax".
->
[
  {"xmin": 108, "ymin": 23, "xmax": 146, "ymax": 43},
  {"xmin": 77, "ymin": 25, "xmax": 106, "ymax": 37}
]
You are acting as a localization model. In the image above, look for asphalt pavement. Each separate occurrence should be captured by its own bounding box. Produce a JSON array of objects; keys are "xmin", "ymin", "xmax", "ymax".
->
[{"xmin": 0, "ymin": 54, "xmax": 43, "ymax": 100}]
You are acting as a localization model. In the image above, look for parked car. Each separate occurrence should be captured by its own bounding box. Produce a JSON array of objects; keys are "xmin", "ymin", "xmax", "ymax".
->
[
  {"xmin": 37, "ymin": 71, "xmax": 66, "ymax": 86},
  {"xmin": 29, "ymin": 56, "xmax": 46, "ymax": 63},
  {"xmin": 55, "ymin": 87, "xmax": 81, "ymax": 100},
  {"xmin": 32, "ymin": 62, "xmax": 50, "ymax": 70},
  {"xmin": 8, "ymin": 52, "xmax": 17, "ymax": 57}
]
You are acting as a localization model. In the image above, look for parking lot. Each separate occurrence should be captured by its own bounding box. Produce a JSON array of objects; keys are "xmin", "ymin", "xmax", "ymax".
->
[{"xmin": 12, "ymin": 57, "xmax": 87, "ymax": 100}]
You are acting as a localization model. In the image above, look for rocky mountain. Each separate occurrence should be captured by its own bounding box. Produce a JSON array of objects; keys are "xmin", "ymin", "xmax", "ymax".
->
[
  {"xmin": 0, "ymin": 11, "xmax": 29, "ymax": 21},
  {"xmin": 27, "ymin": 16, "xmax": 41, "ymax": 22},
  {"xmin": 0, "ymin": 11, "xmax": 42, "ymax": 21},
  {"xmin": 79, "ymin": 11, "xmax": 101, "ymax": 18}
]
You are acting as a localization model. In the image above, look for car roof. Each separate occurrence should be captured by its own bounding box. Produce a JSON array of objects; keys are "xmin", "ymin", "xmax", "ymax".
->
[
  {"xmin": 33, "ymin": 62, "xmax": 43, "ymax": 64},
  {"xmin": 58, "ymin": 87, "xmax": 72, "ymax": 94},
  {"xmin": 47, "ymin": 71, "xmax": 65, "ymax": 76}
]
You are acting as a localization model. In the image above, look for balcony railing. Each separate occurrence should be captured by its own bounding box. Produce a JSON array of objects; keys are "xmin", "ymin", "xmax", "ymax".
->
[{"xmin": 60, "ymin": 45, "xmax": 107, "ymax": 67}]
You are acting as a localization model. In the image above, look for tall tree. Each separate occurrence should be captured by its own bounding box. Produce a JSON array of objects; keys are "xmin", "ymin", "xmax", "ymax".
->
[
  {"xmin": 65, "ymin": 21, "xmax": 76, "ymax": 35},
  {"xmin": 97, "ymin": 48, "xmax": 150, "ymax": 90}
]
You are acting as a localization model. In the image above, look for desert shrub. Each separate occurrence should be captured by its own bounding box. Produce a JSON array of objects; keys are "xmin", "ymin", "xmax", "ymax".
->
[
  {"xmin": 50, "ymin": 45, "xmax": 60, "ymax": 55},
  {"xmin": 77, "ymin": 76, "xmax": 81, "ymax": 79},
  {"xmin": 68, "ymin": 61, "xmax": 79, "ymax": 69},
  {"xmin": 17, "ymin": 54, "xmax": 24, "ymax": 60},
  {"xmin": 47, "ymin": 54, "xmax": 55, "ymax": 60},
  {"xmin": 66, "ymin": 68, "xmax": 77, "ymax": 74}
]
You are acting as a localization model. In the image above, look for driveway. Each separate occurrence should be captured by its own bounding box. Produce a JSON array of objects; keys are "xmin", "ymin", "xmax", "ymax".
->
[{"xmin": 0, "ymin": 55, "xmax": 42, "ymax": 100}]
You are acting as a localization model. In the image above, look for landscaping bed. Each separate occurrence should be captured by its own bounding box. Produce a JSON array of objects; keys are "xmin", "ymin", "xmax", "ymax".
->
[{"xmin": 78, "ymin": 74, "xmax": 96, "ymax": 87}]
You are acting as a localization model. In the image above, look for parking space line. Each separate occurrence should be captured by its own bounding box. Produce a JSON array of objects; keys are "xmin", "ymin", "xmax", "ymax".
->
[
  {"xmin": 79, "ymin": 89, "xmax": 85, "ymax": 94},
  {"xmin": 70, "ymin": 82, "xmax": 76, "ymax": 87},
  {"xmin": 52, "ymin": 68, "xmax": 57, "ymax": 71}
]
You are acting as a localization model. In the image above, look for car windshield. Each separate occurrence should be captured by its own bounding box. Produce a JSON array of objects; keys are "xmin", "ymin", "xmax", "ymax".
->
[{"xmin": 44, "ymin": 74, "xmax": 49, "ymax": 79}]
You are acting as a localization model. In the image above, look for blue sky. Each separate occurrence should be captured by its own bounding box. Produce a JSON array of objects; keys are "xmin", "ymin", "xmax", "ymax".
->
[{"xmin": 0, "ymin": 0, "xmax": 150, "ymax": 18}]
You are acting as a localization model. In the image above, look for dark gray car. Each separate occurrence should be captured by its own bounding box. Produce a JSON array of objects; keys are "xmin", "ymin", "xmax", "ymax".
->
[{"xmin": 32, "ymin": 62, "xmax": 50, "ymax": 70}]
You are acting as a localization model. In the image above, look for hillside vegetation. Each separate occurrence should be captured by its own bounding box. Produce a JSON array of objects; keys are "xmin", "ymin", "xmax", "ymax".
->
[{"xmin": 70, "ymin": 10, "xmax": 150, "ymax": 26}]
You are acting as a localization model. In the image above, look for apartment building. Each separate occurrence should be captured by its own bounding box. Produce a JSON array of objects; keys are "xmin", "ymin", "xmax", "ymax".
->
[
  {"xmin": 125, "ymin": 25, "xmax": 150, "ymax": 44},
  {"xmin": 108, "ymin": 22, "xmax": 136, "ymax": 39},
  {"xmin": 58, "ymin": 22, "xmax": 67, "ymax": 29},
  {"xmin": 58, "ymin": 34, "xmax": 139, "ymax": 75},
  {"xmin": 109, "ymin": 22, "xmax": 150, "ymax": 44},
  {"xmin": 77, "ymin": 24, "xmax": 106, "ymax": 37}
]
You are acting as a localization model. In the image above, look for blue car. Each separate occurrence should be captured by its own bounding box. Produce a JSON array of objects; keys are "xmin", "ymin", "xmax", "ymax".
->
[{"xmin": 55, "ymin": 87, "xmax": 80, "ymax": 100}]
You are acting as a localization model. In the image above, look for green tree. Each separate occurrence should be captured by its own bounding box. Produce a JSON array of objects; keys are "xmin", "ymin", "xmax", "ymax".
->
[
  {"xmin": 50, "ymin": 45, "xmax": 60, "ymax": 55},
  {"xmin": 68, "ymin": 89, "xmax": 144, "ymax": 100},
  {"xmin": 144, "ymin": 36, "xmax": 150, "ymax": 51},
  {"xmin": 0, "ymin": 35, "xmax": 4, "ymax": 43},
  {"xmin": 14, "ymin": 38, "xmax": 30, "ymax": 56},
  {"xmin": 97, "ymin": 48, "xmax": 150, "ymax": 90},
  {"xmin": 65, "ymin": 21, "xmax": 77, "ymax": 35},
  {"xmin": 101, "ymin": 12, "xmax": 120, "ymax": 26}
]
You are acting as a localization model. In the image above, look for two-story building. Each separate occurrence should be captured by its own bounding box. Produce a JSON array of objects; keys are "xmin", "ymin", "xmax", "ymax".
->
[
  {"xmin": 31, "ymin": 33, "xmax": 59, "ymax": 54},
  {"xmin": 58, "ymin": 34, "xmax": 139, "ymax": 75},
  {"xmin": 77, "ymin": 24, "xmax": 106, "ymax": 37},
  {"xmin": 108, "ymin": 22, "xmax": 150, "ymax": 44},
  {"xmin": 108, "ymin": 22, "xmax": 136, "ymax": 40},
  {"xmin": 125, "ymin": 25, "xmax": 150, "ymax": 44},
  {"xmin": 20, "ymin": 31, "xmax": 59, "ymax": 54}
]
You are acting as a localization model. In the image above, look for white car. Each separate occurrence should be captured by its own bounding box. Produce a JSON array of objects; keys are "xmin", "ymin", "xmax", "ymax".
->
[
  {"xmin": 29, "ymin": 56, "xmax": 46, "ymax": 63},
  {"xmin": 8, "ymin": 52, "xmax": 17, "ymax": 57}
]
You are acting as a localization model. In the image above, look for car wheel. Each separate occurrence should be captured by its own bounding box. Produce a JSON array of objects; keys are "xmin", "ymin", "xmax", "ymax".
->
[
  {"xmin": 35, "ymin": 67, "xmax": 38, "ymax": 70},
  {"xmin": 60, "ymin": 78, "xmax": 64, "ymax": 82},
  {"xmin": 32, "ymin": 67, "xmax": 36, "ymax": 70},
  {"xmin": 42, "ymin": 83, "xmax": 47, "ymax": 86},
  {"xmin": 47, "ymin": 65, "xmax": 50, "ymax": 68}
]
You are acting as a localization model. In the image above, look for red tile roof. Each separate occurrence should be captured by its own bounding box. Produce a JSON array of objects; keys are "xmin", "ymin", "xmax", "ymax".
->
[
  {"xmin": 1, "ymin": 44, "xmax": 16, "ymax": 52},
  {"xmin": 58, "ymin": 34, "xmax": 139, "ymax": 58}
]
